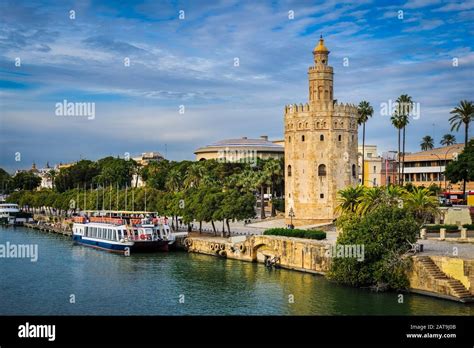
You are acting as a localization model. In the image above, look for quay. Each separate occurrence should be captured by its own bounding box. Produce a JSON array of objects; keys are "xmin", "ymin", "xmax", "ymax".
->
[{"xmin": 24, "ymin": 222, "xmax": 72, "ymax": 236}]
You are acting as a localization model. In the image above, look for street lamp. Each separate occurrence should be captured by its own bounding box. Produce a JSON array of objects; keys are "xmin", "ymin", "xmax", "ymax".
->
[
  {"xmin": 430, "ymin": 147, "xmax": 452, "ymax": 191},
  {"xmin": 288, "ymin": 207, "xmax": 295, "ymax": 229},
  {"xmin": 430, "ymin": 153, "xmax": 443, "ymax": 189}
]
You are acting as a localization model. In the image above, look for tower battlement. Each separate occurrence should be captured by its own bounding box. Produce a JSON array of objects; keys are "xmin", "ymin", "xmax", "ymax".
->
[{"xmin": 284, "ymin": 102, "xmax": 358, "ymax": 117}]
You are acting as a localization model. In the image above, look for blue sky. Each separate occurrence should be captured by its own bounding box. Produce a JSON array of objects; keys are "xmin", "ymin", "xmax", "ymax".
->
[{"xmin": 0, "ymin": 0, "xmax": 473, "ymax": 173}]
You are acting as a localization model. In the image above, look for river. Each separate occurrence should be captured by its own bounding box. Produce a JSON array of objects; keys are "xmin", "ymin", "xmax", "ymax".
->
[{"xmin": 0, "ymin": 226, "xmax": 471, "ymax": 315}]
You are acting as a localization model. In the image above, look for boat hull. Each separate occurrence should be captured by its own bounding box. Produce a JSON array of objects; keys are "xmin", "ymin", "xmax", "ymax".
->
[{"xmin": 72, "ymin": 235, "xmax": 168, "ymax": 253}]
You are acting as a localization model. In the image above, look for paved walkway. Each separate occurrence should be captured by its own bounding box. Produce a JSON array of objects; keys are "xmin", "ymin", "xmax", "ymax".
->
[
  {"xmin": 187, "ymin": 219, "xmax": 474, "ymax": 259},
  {"xmin": 419, "ymin": 239, "xmax": 474, "ymax": 259}
]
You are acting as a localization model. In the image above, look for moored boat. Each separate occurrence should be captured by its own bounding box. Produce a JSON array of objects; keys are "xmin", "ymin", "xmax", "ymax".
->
[
  {"xmin": 72, "ymin": 211, "xmax": 184, "ymax": 254},
  {"xmin": 0, "ymin": 203, "xmax": 33, "ymax": 225}
]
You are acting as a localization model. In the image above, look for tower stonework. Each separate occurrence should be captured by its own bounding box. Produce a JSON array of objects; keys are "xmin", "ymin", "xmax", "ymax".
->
[{"xmin": 284, "ymin": 37, "xmax": 358, "ymax": 225}]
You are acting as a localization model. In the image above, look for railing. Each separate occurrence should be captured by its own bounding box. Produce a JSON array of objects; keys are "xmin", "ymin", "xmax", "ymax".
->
[
  {"xmin": 176, "ymin": 226, "xmax": 262, "ymax": 236},
  {"xmin": 420, "ymin": 227, "xmax": 473, "ymax": 240}
]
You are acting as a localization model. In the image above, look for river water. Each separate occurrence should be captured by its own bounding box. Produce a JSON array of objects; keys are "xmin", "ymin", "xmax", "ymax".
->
[{"xmin": 0, "ymin": 226, "xmax": 471, "ymax": 315}]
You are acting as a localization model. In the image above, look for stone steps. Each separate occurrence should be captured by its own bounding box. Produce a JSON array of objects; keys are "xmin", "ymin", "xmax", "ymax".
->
[{"xmin": 417, "ymin": 256, "xmax": 473, "ymax": 301}]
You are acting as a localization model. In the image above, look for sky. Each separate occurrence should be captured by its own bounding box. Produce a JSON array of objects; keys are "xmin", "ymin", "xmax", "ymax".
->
[{"xmin": 0, "ymin": 0, "xmax": 473, "ymax": 173}]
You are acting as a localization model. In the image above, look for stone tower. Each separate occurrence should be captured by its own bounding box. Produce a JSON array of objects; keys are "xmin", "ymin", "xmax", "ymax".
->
[{"xmin": 284, "ymin": 36, "xmax": 359, "ymax": 225}]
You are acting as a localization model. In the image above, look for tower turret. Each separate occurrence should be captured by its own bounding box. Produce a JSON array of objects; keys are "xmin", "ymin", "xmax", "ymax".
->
[{"xmin": 308, "ymin": 35, "xmax": 334, "ymax": 103}]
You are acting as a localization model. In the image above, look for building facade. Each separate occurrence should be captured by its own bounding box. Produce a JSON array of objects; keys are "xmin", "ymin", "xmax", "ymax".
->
[
  {"xmin": 358, "ymin": 145, "xmax": 383, "ymax": 187},
  {"xmin": 284, "ymin": 37, "xmax": 359, "ymax": 225},
  {"xmin": 403, "ymin": 143, "xmax": 474, "ymax": 192}
]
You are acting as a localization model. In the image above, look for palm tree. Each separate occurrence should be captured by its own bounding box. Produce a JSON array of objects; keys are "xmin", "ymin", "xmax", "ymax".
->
[
  {"xmin": 403, "ymin": 187, "xmax": 439, "ymax": 225},
  {"xmin": 391, "ymin": 113, "xmax": 404, "ymax": 185},
  {"xmin": 165, "ymin": 168, "xmax": 182, "ymax": 193},
  {"xmin": 420, "ymin": 135, "xmax": 434, "ymax": 151},
  {"xmin": 335, "ymin": 185, "xmax": 365, "ymax": 215},
  {"xmin": 263, "ymin": 159, "xmax": 284, "ymax": 216},
  {"xmin": 184, "ymin": 162, "xmax": 205, "ymax": 189},
  {"xmin": 357, "ymin": 101, "xmax": 374, "ymax": 186},
  {"xmin": 440, "ymin": 133, "xmax": 456, "ymax": 146},
  {"xmin": 357, "ymin": 186, "xmax": 385, "ymax": 216},
  {"xmin": 235, "ymin": 170, "xmax": 256, "ymax": 193},
  {"xmin": 449, "ymin": 100, "xmax": 474, "ymax": 200},
  {"xmin": 254, "ymin": 168, "xmax": 272, "ymax": 219},
  {"xmin": 396, "ymin": 94, "xmax": 413, "ymax": 186}
]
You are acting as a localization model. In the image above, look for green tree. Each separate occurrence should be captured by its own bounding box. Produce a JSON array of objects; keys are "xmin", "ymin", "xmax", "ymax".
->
[
  {"xmin": 420, "ymin": 135, "xmax": 434, "ymax": 151},
  {"xmin": 330, "ymin": 205, "xmax": 419, "ymax": 290},
  {"xmin": 55, "ymin": 160, "xmax": 99, "ymax": 192},
  {"xmin": 445, "ymin": 139, "xmax": 474, "ymax": 199},
  {"xmin": 12, "ymin": 171, "xmax": 41, "ymax": 191},
  {"xmin": 357, "ymin": 101, "xmax": 374, "ymax": 186},
  {"xmin": 449, "ymin": 100, "xmax": 474, "ymax": 198},
  {"xmin": 0, "ymin": 168, "xmax": 12, "ymax": 193}
]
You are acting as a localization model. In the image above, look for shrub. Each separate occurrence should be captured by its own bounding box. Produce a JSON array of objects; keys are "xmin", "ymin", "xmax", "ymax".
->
[
  {"xmin": 422, "ymin": 224, "xmax": 459, "ymax": 232},
  {"xmin": 264, "ymin": 228, "xmax": 326, "ymax": 240},
  {"xmin": 329, "ymin": 205, "xmax": 419, "ymax": 291},
  {"xmin": 462, "ymin": 224, "xmax": 474, "ymax": 231}
]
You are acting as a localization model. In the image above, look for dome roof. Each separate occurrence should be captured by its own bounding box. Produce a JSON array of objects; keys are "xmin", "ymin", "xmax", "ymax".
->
[
  {"xmin": 194, "ymin": 137, "xmax": 284, "ymax": 154},
  {"xmin": 313, "ymin": 35, "xmax": 329, "ymax": 53}
]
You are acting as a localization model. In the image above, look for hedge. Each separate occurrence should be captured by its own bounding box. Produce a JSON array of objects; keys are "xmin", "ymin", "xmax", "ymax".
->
[
  {"xmin": 462, "ymin": 224, "xmax": 474, "ymax": 231},
  {"xmin": 264, "ymin": 228, "xmax": 326, "ymax": 240},
  {"xmin": 422, "ymin": 224, "xmax": 460, "ymax": 232}
]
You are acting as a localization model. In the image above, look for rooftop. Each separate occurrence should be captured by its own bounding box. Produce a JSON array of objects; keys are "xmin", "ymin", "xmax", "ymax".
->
[
  {"xmin": 404, "ymin": 143, "xmax": 464, "ymax": 162},
  {"xmin": 194, "ymin": 136, "xmax": 284, "ymax": 154}
]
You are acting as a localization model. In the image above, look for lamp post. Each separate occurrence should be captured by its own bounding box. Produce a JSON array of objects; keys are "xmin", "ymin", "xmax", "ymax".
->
[
  {"xmin": 288, "ymin": 207, "xmax": 295, "ymax": 229},
  {"xmin": 430, "ymin": 153, "xmax": 442, "ymax": 189}
]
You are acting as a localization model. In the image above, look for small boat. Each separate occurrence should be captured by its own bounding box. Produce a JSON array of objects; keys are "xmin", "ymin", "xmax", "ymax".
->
[
  {"xmin": 0, "ymin": 203, "xmax": 33, "ymax": 225},
  {"xmin": 72, "ymin": 212, "xmax": 180, "ymax": 254}
]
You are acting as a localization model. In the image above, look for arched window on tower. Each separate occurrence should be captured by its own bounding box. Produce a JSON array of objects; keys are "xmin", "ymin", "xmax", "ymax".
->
[
  {"xmin": 301, "ymin": 135, "xmax": 305, "ymax": 142},
  {"xmin": 352, "ymin": 164, "xmax": 356, "ymax": 178},
  {"xmin": 288, "ymin": 136, "xmax": 291, "ymax": 143},
  {"xmin": 320, "ymin": 134, "xmax": 324, "ymax": 141},
  {"xmin": 338, "ymin": 135, "xmax": 342, "ymax": 141},
  {"xmin": 318, "ymin": 164, "xmax": 327, "ymax": 176},
  {"xmin": 287, "ymin": 165, "xmax": 292, "ymax": 177}
]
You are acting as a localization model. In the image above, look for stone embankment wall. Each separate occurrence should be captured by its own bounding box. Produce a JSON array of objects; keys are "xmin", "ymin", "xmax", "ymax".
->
[{"xmin": 185, "ymin": 235, "xmax": 331, "ymax": 274}]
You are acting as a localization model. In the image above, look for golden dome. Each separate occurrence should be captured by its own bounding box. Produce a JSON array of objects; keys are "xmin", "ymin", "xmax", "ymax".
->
[{"xmin": 313, "ymin": 35, "xmax": 329, "ymax": 53}]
